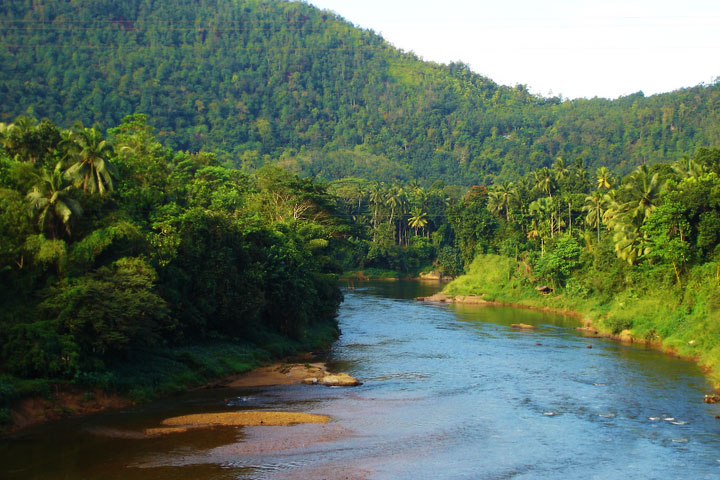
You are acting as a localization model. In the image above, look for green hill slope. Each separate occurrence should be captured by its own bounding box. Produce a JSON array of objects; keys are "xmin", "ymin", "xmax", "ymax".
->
[{"xmin": 1, "ymin": 0, "xmax": 719, "ymax": 184}]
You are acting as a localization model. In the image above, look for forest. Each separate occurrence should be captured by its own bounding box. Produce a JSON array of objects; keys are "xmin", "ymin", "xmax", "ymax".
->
[
  {"xmin": 0, "ymin": 114, "xmax": 345, "ymax": 426},
  {"xmin": 2, "ymin": 0, "xmax": 720, "ymax": 185}
]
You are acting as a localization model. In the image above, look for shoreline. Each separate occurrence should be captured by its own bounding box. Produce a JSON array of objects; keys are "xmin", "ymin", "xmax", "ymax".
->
[
  {"xmin": 339, "ymin": 270, "xmax": 454, "ymax": 282},
  {"xmin": 416, "ymin": 292, "xmax": 708, "ymax": 380},
  {"xmin": 3, "ymin": 358, "xmax": 359, "ymax": 436}
]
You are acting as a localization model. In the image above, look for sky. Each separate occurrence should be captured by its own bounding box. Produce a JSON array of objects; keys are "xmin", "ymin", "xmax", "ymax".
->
[{"xmin": 306, "ymin": 0, "xmax": 720, "ymax": 100}]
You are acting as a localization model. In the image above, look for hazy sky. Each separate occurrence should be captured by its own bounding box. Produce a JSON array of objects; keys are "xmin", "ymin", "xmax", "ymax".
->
[{"xmin": 306, "ymin": 0, "xmax": 720, "ymax": 99}]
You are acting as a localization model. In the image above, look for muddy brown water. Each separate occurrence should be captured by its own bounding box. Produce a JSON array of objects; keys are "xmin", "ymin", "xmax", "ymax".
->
[{"xmin": 2, "ymin": 281, "xmax": 720, "ymax": 479}]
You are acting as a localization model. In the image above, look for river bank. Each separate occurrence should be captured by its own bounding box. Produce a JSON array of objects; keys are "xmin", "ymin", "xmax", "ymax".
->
[
  {"xmin": 437, "ymin": 253, "xmax": 720, "ymax": 389},
  {"xmin": 340, "ymin": 268, "xmax": 453, "ymax": 282},
  {"xmin": 1, "ymin": 322, "xmax": 342, "ymax": 436},
  {"xmin": 3, "ymin": 359, "xmax": 362, "ymax": 437},
  {"xmin": 415, "ymin": 292, "xmax": 697, "ymax": 360}
]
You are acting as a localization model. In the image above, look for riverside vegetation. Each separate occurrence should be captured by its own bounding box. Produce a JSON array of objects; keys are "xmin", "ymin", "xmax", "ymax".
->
[
  {"xmin": 442, "ymin": 149, "xmax": 720, "ymax": 385},
  {"xmin": 0, "ymin": 115, "xmax": 345, "ymax": 431}
]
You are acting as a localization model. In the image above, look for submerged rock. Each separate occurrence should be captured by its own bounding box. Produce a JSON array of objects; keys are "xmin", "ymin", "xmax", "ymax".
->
[
  {"xmin": 511, "ymin": 323, "xmax": 537, "ymax": 330},
  {"xmin": 320, "ymin": 373, "xmax": 362, "ymax": 387},
  {"xmin": 415, "ymin": 293, "xmax": 453, "ymax": 302}
]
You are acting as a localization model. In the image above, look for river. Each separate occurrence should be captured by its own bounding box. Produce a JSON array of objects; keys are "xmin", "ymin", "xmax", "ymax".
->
[{"xmin": 2, "ymin": 281, "xmax": 720, "ymax": 479}]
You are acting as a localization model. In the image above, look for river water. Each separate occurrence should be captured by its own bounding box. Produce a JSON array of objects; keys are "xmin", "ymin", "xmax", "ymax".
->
[{"xmin": 3, "ymin": 281, "xmax": 720, "ymax": 479}]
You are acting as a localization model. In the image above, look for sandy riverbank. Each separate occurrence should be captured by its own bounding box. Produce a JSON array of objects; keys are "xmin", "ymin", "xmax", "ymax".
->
[{"xmin": 5, "ymin": 361, "xmax": 360, "ymax": 435}]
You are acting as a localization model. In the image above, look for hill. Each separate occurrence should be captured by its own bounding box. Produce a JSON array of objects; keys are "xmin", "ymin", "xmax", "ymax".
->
[{"xmin": 1, "ymin": 0, "xmax": 719, "ymax": 184}]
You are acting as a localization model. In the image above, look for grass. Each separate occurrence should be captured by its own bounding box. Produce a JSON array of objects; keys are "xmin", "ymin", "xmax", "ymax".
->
[{"xmin": 444, "ymin": 253, "xmax": 720, "ymax": 386}]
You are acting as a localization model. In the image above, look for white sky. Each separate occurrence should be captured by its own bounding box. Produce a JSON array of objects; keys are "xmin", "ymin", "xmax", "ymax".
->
[{"xmin": 306, "ymin": 0, "xmax": 720, "ymax": 99}]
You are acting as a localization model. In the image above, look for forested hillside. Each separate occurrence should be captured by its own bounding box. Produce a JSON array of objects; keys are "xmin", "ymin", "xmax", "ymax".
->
[
  {"xmin": 2, "ymin": 0, "xmax": 720, "ymax": 185},
  {"xmin": 0, "ymin": 114, "xmax": 344, "ymax": 426}
]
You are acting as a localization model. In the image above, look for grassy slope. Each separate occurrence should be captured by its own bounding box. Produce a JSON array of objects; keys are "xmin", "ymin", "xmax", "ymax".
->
[{"xmin": 444, "ymin": 254, "xmax": 720, "ymax": 385}]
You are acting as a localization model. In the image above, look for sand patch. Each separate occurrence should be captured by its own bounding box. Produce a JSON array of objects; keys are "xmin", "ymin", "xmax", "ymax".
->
[
  {"xmin": 161, "ymin": 411, "xmax": 331, "ymax": 428},
  {"xmin": 224, "ymin": 362, "xmax": 361, "ymax": 387}
]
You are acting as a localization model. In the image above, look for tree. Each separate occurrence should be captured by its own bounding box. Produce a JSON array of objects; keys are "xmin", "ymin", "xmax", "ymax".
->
[
  {"xmin": 488, "ymin": 182, "xmax": 517, "ymax": 221},
  {"xmin": 596, "ymin": 166, "xmax": 614, "ymax": 190},
  {"xmin": 535, "ymin": 234, "xmax": 582, "ymax": 289},
  {"xmin": 26, "ymin": 164, "xmax": 83, "ymax": 239},
  {"xmin": 63, "ymin": 126, "xmax": 116, "ymax": 195},
  {"xmin": 604, "ymin": 166, "xmax": 664, "ymax": 264},
  {"xmin": 408, "ymin": 207, "xmax": 428, "ymax": 236},
  {"xmin": 583, "ymin": 192, "xmax": 605, "ymax": 244}
]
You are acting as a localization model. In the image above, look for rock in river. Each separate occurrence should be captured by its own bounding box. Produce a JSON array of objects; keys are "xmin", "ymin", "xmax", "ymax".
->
[
  {"xmin": 320, "ymin": 373, "xmax": 362, "ymax": 387},
  {"xmin": 511, "ymin": 323, "xmax": 537, "ymax": 330}
]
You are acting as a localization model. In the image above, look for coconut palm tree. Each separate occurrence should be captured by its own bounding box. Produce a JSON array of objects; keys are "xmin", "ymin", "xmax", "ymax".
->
[
  {"xmin": 488, "ymin": 182, "xmax": 517, "ymax": 221},
  {"xmin": 596, "ymin": 167, "xmax": 614, "ymax": 190},
  {"xmin": 368, "ymin": 181, "xmax": 384, "ymax": 230},
  {"xmin": 622, "ymin": 165, "xmax": 664, "ymax": 223},
  {"xmin": 672, "ymin": 156, "xmax": 707, "ymax": 180},
  {"xmin": 553, "ymin": 157, "xmax": 570, "ymax": 184},
  {"xmin": 26, "ymin": 163, "xmax": 83, "ymax": 238},
  {"xmin": 63, "ymin": 126, "xmax": 116, "ymax": 195},
  {"xmin": 533, "ymin": 167, "xmax": 556, "ymax": 198},
  {"xmin": 529, "ymin": 197, "xmax": 556, "ymax": 252},
  {"xmin": 408, "ymin": 207, "xmax": 429, "ymax": 237},
  {"xmin": 602, "ymin": 166, "xmax": 664, "ymax": 264},
  {"xmin": 583, "ymin": 192, "xmax": 605, "ymax": 243}
]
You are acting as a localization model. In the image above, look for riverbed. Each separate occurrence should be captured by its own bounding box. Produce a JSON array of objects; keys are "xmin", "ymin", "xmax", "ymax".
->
[{"xmin": 2, "ymin": 281, "xmax": 720, "ymax": 479}]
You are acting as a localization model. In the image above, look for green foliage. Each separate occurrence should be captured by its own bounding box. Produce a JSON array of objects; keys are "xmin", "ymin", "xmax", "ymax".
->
[
  {"xmin": 2, "ymin": 321, "xmax": 74, "ymax": 378},
  {"xmin": 2, "ymin": 1, "xmax": 719, "ymax": 185},
  {"xmin": 437, "ymin": 246, "xmax": 463, "ymax": 277},
  {"xmin": 41, "ymin": 258, "xmax": 169, "ymax": 364},
  {"xmin": 535, "ymin": 234, "xmax": 583, "ymax": 287},
  {"xmin": 0, "ymin": 115, "xmax": 344, "ymax": 410},
  {"xmin": 448, "ymin": 187, "xmax": 498, "ymax": 268}
]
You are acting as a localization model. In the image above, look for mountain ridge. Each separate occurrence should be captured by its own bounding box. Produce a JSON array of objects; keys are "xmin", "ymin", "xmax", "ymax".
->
[{"xmin": 1, "ymin": 0, "xmax": 719, "ymax": 184}]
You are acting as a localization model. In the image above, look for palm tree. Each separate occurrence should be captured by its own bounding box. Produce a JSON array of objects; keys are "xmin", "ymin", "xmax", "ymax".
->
[
  {"xmin": 63, "ymin": 126, "xmax": 116, "ymax": 195},
  {"xmin": 603, "ymin": 166, "xmax": 664, "ymax": 264},
  {"xmin": 533, "ymin": 167, "xmax": 556, "ymax": 198},
  {"xmin": 533, "ymin": 168, "xmax": 557, "ymax": 237},
  {"xmin": 408, "ymin": 207, "xmax": 429, "ymax": 237},
  {"xmin": 596, "ymin": 167, "xmax": 614, "ymax": 190},
  {"xmin": 26, "ymin": 164, "xmax": 83, "ymax": 239},
  {"xmin": 553, "ymin": 157, "xmax": 570, "ymax": 184},
  {"xmin": 583, "ymin": 192, "xmax": 605, "ymax": 243},
  {"xmin": 672, "ymin": 156, "xmax": 707, "ymax": 179},
  {"xmin": 622, "ymin": 165, "xmax": 663, "ymax": 222},
  {"xmin": 488, "ymin": 182, "xmax": 517, "ymax": 221},
  {"xmin": 368, "ymin": 181, "xmax": 384, "ymax": 230},
  {"xmin": 529, "ymin": 197, "xmax": 556, "ymax": 253}
]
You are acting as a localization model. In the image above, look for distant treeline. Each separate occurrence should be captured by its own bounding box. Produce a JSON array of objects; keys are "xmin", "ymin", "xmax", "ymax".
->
[{"xmin": 2, "ymin": 0, "xmax": 720, "ymax": 184}]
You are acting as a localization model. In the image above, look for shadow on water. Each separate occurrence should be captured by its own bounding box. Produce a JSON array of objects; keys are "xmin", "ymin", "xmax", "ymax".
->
[{"xmin": 3, "ymin": 280, "xmax": 720, "ymax": 480}]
